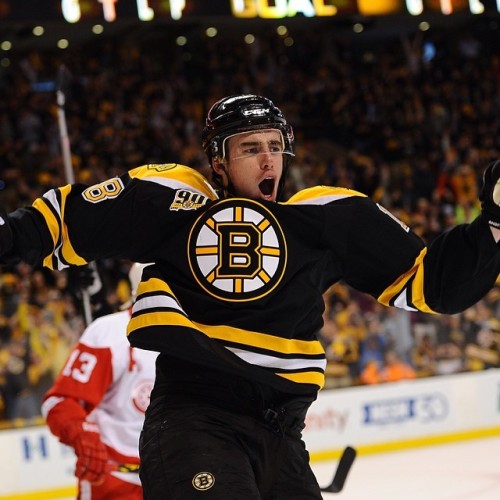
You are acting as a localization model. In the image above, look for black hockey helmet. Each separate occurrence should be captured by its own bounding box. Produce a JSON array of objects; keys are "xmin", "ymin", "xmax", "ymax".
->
[
  {"xmin": 201, "ymin": 95, "xmax": 294, "ymax": 199},
  {"xmin": 202, "ymin": 94, "xmax": 294, "ymax": 162}
]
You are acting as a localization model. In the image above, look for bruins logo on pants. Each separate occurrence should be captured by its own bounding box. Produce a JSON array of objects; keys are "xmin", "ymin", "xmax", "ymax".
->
[
  {"xmin": 188, "ymin": 198, "xmax": 287, "ymax": 302},
  {"xmin": 192, "ymin": 472, "xmax": 215, "ymax": 491}
]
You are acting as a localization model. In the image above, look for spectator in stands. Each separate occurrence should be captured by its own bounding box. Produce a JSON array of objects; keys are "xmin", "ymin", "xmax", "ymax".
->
[
  {"xmin": 359, "ymin": 359, "xmax": 383, "ymax": 385},
  {"xmin": 412, "ymin": 333, "xmax": 437, "ymax": 378},
  {"xmin": 0, "ymin": 337, "xmax": 39, "ymax": 420},
  {"xmin": 358, "ymin": 317, "xmax": 388, "ymax": 375},
  {"xmin": 380, "ymin": 350, "xmax": 416, "ymax": 383},
  {"xmin": 435, "ymin": 338, "xmax": 465, "ymax": 376},
  {"xmin": 321, "ymin": 313, "xmax": 358, "ymax": 388},
  {"xmin": 380, "ymin": 307, "xmax": 414, "ymax": 366}
]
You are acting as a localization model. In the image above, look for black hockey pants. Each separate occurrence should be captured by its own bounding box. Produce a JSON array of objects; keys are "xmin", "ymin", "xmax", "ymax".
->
[{"xmin": 139, "ymin": 396, "xmax": 322, "ymax": 499}]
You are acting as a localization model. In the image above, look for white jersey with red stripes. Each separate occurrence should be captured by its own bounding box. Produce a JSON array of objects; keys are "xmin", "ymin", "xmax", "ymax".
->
[{"xmin": 42, "ymin": 310, "xmax": 158, "ymax": 462}]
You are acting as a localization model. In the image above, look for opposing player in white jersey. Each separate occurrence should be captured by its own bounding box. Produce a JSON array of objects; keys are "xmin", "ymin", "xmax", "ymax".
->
[{"xmin": 41, "ymin": 264, "xmax": 157, "ymax": 500}]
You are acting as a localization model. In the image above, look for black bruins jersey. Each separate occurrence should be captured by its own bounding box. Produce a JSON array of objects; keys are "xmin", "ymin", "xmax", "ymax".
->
[{"xmin": 3, "ymin": 164, "xmax": 500, "ymax": 396}]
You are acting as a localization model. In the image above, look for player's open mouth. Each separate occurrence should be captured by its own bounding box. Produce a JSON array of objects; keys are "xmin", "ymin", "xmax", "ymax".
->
[{"xmin": 259, "ymin": 177, "xmax": 275, "ymax": 197}]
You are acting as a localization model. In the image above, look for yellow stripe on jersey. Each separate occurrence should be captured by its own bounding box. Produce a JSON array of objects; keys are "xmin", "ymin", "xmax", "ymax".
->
[
  {"xmin": 197, "ymin": 322, "xmax": 325, "ymax": 355},
  {"xmin": 377, "ymin": 247, "xmax": 436, "ymax": 313},
  {"xmin": 59, "ymin": 185, "xmax": 87, "ymax": 266},
  {"xmin": 128, "ymin": 164, "xmax": 218, "ymax": 200},
  {"xmin": 411, "ymin": 254, "xmax": 436, "ymax": 314},
  {"xmin": 33, "ymin": 198, "xmax": 60, "ymax": 269},
  {"xmin": 134, "ymin": 278, "xmax": 324, "ymax": 354},
  {"xmin": 277, "ymin": 371, "xmax": 325, "ymax": 389},
  {"xmin": 128, "ymin": 310, "xmax": 325, "ymax": 356},
  {"xmin": 60, "ymin": 231, "xmax": 87, "ymax": 266},
  {"xmin": 137, "ymin": 277, "xmax": 176, "ymax": 297},
  {"xmin": 128, "ymin": 313, "xmax": 326, "ymax": 389},
  {"xmin": 33, "ymin": 185, "xmax": 87, "ymax": 269},
  {"xmin": 128, "ymin": 311, "xmax": 325, "ymax": 388},
  {"xmin": 285, "ymin": 185, "xmax": 367, "ymax": 204},
  {"xmin": 377, "ymin": 248, "xmax": 425, "ymax": 305},
  {"xmin": 131, "ymin": 277, "xmax": 326, "ymax": 388}
]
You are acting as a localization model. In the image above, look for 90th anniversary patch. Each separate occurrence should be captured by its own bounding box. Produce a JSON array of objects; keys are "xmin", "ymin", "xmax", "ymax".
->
[{"xmin": 188, "ymin": 198, "xmax": 287, "ymax": 302}]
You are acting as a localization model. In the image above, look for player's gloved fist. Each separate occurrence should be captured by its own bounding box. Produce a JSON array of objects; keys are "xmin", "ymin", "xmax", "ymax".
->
[
  {"xmin": 68, "ymin": 262, "xmax": 102, "ymax": 295},
  {"xmin": 0, "ymin": 208, "xmax": 13, "ymax": 257},
  {"xmin": 479, "ymin": 160, "xmax": 500, "ymax": 230},
  {"xmin": 72, "ymin": 423, "xmax": 110, "ymax": 485}
]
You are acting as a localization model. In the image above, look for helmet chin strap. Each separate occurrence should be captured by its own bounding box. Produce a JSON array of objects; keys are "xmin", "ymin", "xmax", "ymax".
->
[{"xmin": 276, "ymin": 159, "xmax": 289, "ymax": 201}]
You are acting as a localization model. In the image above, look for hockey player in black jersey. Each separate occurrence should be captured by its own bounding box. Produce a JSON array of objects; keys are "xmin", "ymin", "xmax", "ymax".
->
[{"xmin": 1, "ymin": 94, "xmax": 500, "ymax": 499}]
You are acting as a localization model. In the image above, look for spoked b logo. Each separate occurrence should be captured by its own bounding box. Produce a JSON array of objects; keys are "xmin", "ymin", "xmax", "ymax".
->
[
  {"xmin": 192, "ymin": 471, "xmax": 215, "ymax": 491},
  {"xmin": 188, "ymin": 199, "xmax": 287, "ymax": 302}
]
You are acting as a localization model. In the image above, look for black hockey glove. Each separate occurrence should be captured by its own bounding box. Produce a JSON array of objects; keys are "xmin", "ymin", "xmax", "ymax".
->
[
  {"xmin": 479, "ymin": 160, "xmax": 500, "ymax": 230},
  {"xmin": 0, "ymin": 208, "xmax": 14, "ymax": 258},
  {"xmin": 67, "ymin": 262, "xmax": 103, "ymax": 297}
]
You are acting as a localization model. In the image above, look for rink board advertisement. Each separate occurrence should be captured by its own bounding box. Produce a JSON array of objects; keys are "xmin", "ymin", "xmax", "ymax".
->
[
  {"xmin": 0, "ymin": 427, "xmax": 76, "ymax": 498},
  {"xmin": 303, "ymin": 369, "xmax": 500, "ymax": 458},
  {"xmin": 1, "ymin": 370, "xmax": 500, "ymax": 498}
]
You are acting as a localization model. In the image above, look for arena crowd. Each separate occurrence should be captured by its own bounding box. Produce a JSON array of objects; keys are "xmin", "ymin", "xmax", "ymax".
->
[{"xmin": 0, "ymin": 15, "xmax": 499, "ymax": 421}]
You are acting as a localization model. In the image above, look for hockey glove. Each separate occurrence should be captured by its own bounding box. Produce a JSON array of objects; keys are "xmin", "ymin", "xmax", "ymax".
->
[
  {"xmin": 479, "ymin": 160, "xmax": 500, "ymax": 230},
  {"xmin": 67, "ymin": 263, "xmax": 103, "ymax": 296},
  {"xmin": 0, "ymin": 208, "xmax": 13, "ymax": 258},
  {"xmin": 67, "ymin": 422, "xmax": 110, "ymax": 485}
]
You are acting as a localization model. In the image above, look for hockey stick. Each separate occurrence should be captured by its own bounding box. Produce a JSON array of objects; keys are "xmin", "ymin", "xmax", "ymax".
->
[
  {"xmin": 108, "ymin": 461, "xmax": 140, "ymax": 473},
  {"xmin": 114, "ymin": 463, "xmax": 140, "ymax": 473},
  {"xmin": 55, "ymin": 65, "xmax": 93, "ymax": 327},
  {"xmin": 320, "ymin": 446, "xmax": 356, "ymax": 493},
  {"xmin": 55, "ymin": 66, "xmax": 75, "ymax": 185}
]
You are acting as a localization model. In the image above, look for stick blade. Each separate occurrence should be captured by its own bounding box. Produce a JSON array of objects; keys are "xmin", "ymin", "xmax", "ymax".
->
[{"xmin": 320, "ymin": 446, "xmax": 357, "ymax": 493}]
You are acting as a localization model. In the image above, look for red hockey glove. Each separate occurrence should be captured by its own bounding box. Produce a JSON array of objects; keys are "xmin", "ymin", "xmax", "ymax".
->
[
  {"xmin": 479, "ymin": 160, "xmax": 500, "ymax": 230},
  {"xmin": 70, "ymin": 422, "xmax": 110, "ymax": 485}
]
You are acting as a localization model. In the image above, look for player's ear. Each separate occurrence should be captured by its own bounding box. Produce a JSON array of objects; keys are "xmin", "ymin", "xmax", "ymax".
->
[{"xmin": 212, "ymin": 158, "xmax": 226, "ymax": 175}]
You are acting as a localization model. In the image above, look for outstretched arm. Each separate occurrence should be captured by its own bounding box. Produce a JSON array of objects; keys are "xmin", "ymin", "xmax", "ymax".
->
[
  {"xmin": 0, "ymin": 164, "xmax": 215, "ymax": 269},
  {"xmin": 480, "ymin": 160, "xmax": 500, "ymax": 243},
  {"xmin": 321, "ymin": 161, "xmax": 500, "ymax": 316},
  {"xmin": 0, "ymin": 175, "xmax": 163, "ymax": 268},
  {"xmin": 380, "ymin": 161, "xmax": 500, "ymax": 314}
]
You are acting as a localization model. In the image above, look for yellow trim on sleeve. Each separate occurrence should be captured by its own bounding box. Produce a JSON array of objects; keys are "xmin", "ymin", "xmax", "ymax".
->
[
  {"xmin": 411, "ymin": 259, "xmax": 436, "ymax": 314},
  {"xmin": 377, "ymin": 247, "xmax": 436, "ymax": 313},
  {"xmin": 33, "ymin": 186, "xmax": 88, "ymax": 268},
  {"xmin": 32, "ymin": 198, "xmax": 59, "ymax": 246},
  {"xmin": 60, "ymin": 235, "xmax": 87, "ymax": 265},
  {"xmin": 58, "ymin": 186, "xmax": 86, "ymax": 265}
]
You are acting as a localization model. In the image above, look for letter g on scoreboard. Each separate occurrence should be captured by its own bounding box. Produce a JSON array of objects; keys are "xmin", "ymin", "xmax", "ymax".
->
[{"xmin": 188, "ymin": 198, "xmax": 287, "ymax": 302}]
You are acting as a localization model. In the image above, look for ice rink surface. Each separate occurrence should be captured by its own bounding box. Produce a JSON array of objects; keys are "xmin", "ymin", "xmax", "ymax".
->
[
  {"xmin": 313, "ymin": 437, "xmax": 500, "ymax": 500},
  {"xmin": 56, "ymin": 437, "xmax": 500, "ymax": 500}
]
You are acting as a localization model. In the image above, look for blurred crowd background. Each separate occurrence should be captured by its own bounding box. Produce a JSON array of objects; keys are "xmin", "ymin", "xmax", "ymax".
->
[{"xmin": 0, "ymin": 14, "xmax": 499, "ymax": 424}]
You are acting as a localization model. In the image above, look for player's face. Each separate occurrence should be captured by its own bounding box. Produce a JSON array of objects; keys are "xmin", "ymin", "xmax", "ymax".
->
[{"xmin": 219, "ymin": 129, "xmax": 284, "ymax": 202}]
